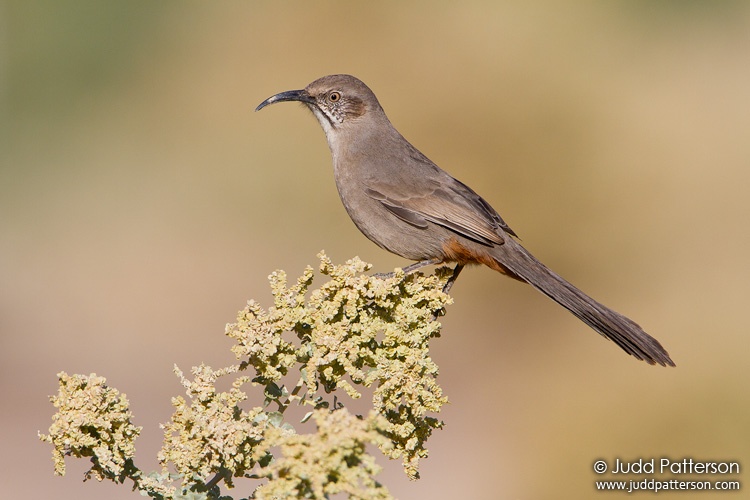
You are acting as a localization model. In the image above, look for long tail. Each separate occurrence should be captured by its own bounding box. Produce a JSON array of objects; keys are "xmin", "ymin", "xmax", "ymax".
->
[{"xmin": 488, "ymin": 239, "xmax": 674, "ymax": 366}]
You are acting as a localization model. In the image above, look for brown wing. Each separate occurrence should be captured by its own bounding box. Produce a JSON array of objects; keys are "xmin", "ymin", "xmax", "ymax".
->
[{"xmin": 364, "ymin": 175, "xmax": 516, "ymax": 247}]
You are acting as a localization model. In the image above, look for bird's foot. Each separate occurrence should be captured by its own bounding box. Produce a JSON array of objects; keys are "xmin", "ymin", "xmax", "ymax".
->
[
  {"xmin": 372, "ymin": 258, "xmax": 443, "ymax": 279},
  {"xmin": 431, "ymin": 264, "xmax": 464, "ymax": 321}
]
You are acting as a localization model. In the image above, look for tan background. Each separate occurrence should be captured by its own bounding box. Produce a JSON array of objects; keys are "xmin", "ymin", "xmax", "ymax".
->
[{"xmin": 2, "ymin": 2, "xmax": 748, "ymax": 499}]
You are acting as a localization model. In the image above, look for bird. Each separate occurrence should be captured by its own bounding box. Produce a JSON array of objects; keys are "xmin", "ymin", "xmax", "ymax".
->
[{"xmin": 256, "ymin": 74, "xmax": 674, "ymax": 367}]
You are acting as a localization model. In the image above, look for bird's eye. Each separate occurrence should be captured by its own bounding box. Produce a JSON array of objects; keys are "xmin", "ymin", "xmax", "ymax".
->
[{"xmin": 328, "ymin": 91, "xmax": 341, "ymax": 102}]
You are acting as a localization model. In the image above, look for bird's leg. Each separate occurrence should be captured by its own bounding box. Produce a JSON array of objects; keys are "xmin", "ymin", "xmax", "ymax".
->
[
  {"xmin": 402, "ymin": 258, "xmax": 444, "ymax": 274},
  {"xmin": 373, "ymin": 258, "xmax": 443, "ymax": 278},
  {"xmin": 442, "ymin": 264, "xmax": 464, "ymax": 294},
  {"xmin": 432, "ymin": 264, "xmax": 464, "ymax": 321}
]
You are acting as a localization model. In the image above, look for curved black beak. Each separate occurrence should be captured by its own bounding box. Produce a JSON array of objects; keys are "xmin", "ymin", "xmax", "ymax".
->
[{"xmin": 255, "ymin": 89, "xmax": 315, "ymax": 112}]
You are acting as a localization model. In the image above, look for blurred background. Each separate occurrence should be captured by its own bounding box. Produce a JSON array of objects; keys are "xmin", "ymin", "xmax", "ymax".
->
[{"xmin": 2, "ymin": 1, "xmax": 749, "ymax": 498}]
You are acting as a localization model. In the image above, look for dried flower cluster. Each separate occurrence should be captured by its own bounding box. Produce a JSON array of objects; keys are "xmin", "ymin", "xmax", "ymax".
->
[
  {"xmin": 159, "ymin": 364, "xmax": 268, "ymax": 489},
  {"xmin": 255, "ymin": 410, "xmax": 393, "ymax": 499},
  {"xmin": 39, "ymin": 372, "xmax": 141, "ymax": 481},
  {"xmin": 41, "ymin": 253, "xmax": 453, "ymax": 499},
  {"xmin": 228, "ymin": 253, "xmax": 451, "ymax": 479}
]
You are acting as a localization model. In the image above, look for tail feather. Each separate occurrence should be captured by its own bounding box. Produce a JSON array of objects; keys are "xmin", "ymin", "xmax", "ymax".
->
[{"xmin": 490, "ymin": 240, "xmax": 675, "ymax": 367}]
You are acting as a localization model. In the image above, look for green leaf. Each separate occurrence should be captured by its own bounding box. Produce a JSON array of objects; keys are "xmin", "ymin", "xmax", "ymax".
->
[
  {"xmin": 267, "ymin": 411, "xmax": 284, "ymax": 427},
  {"xmin": 264, "ymin": 382, "xmax": 283, "ymax": 399}
]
